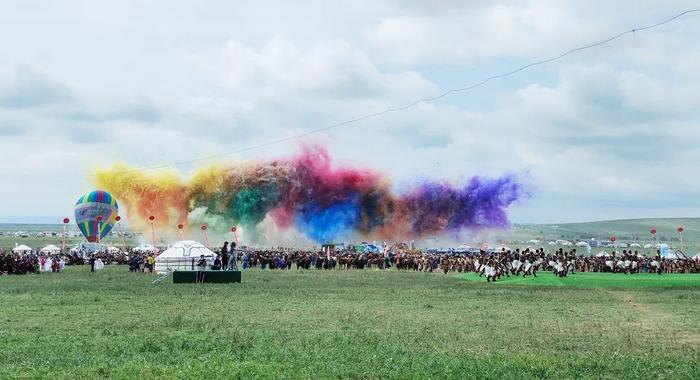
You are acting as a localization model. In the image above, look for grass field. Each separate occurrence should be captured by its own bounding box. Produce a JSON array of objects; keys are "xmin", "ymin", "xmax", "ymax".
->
[{"xmin": 1, "ymin": 267, "xmax": 699, "ymax": 379}]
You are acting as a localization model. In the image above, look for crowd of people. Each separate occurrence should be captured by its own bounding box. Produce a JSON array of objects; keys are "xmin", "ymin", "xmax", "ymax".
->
[
  {"xmin": 0, "ymin": 251, "xmax": 67, "ymax": 274},
  {"xmin": 204, "ymin": 244, "xmax": 700, "ymax": 282},
  {"xmin": 0, "ymin": 247, "xmax": 156, "ymax": 275},
  {"xmin": 3, "ymin": 243, "xmax": 700, "ymax": 281}
]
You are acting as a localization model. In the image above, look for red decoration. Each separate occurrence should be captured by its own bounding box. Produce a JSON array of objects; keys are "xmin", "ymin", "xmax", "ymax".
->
[
  {"xmin": 677, "ymin": 226, "xmax": 684, "ymax": 233},
  {"xmin": 231, "ymin": 226, "xmax": 237, "ymax": 232},
  {"xmin": 115, "ymin": 215, "xmax": 121, "ymax": 222},
  {"xmin": 96, "ymin": 215, "xmax": 103, "ymax": 222},
  {"xmin": 149, "ymin": 215, "xmax": 155, "ymax": 221},
  {"xmin": 201, "ymin": 224, "xmax": 208, "ymax": 231},
  {"xmin": 650, "ymin": 228, "xmax": 656, "ymax": 235},
  {"xmin": 63, "ymin": 218, "xmax": 70, "ymax": 224},
  {"xmin": 178, "ymin": 223, "xmax": 184, "ymax": 230},
  {"xmin": 610, "ymin": 235, "xmax": 617, "ymax": 242}
]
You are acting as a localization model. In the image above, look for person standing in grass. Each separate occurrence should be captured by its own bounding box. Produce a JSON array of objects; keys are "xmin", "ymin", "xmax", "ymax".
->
[
  {"xmin": 228, "ymin": 246, "xmax": 238, "ymax": 270},
  {"xmin": 242, "ymin": 252, "xmax": 249, "ymax": 270},
  {"xmin": 221, "ymin": 242, "xmax": 229, "ymax": 270},
  {"xmin": 196, "ymin": 255, "xmax": 208, "ymax": 283}
]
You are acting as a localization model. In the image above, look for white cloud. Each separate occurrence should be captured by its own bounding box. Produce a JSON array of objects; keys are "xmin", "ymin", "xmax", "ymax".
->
[
  {"xmin": 367, "ymin": 1, "xmax": 594, "ymax": 63},
  {"xmin": 0, "ymin": 1, "xmax": 699, "ymax": 225}
]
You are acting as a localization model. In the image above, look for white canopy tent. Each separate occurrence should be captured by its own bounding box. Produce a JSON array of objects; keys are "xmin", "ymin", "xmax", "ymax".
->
[
  {"xmin": 39, "ymin": 244, "xmax": 61, "ymax": 254},
  {"xmin": 106, "ymin": 246, "xmax": 121, "ymax": 254},
  {"xmin": 663, "ymin": 251, "xmax": 686, "ymax": 260},
  {"xmin": 133, "ymin": 244, "xmax": 157, "ymax": 253},
  {"xmin": 155, "ymin": 240, "xmax": 216, "ymax": 273},
  {"xmin": 12, "ymin": 244, "xmax": 33, "ymax": 254}
]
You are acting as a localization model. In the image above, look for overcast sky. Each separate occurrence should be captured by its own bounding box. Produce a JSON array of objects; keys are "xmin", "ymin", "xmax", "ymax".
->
[{"xmin": 1, "ymin": 1, "xmax": 699, "ymax": 224}]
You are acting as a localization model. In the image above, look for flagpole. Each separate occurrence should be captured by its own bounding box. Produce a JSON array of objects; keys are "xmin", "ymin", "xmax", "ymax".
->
[
  {"xmin": 62, "ymin": 218, "xmax": 70, "ymax": 253},
  {"xmin": 201, "ymin": 224, "xmax": 209, "ymax": 247},
  {"xmin": 149, "ymin": 215, "xmax": 156, "ymax": 253},
  {"xmin": 115, "ymin": 216, "xmax": 124, "ymax": 252},
  {"xmin": 230, "ymin": 226, "xmax": 239, "ymax": 249},
  {"xmin": 178, "ymin": 223, "xmax": 185, "ymax": 240},
  {"xmin": 96, "ymin": 215, "xmax": 103, "ymax": 246}
]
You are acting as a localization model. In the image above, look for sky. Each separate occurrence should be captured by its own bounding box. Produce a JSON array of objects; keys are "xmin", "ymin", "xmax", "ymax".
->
[{"xmin": 1, "ymin": 0, "xmax": 699, "ymax": 224}]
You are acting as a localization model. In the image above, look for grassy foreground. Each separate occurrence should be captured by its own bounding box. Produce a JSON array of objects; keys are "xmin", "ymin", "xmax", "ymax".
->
[{"xmin": 1, "ymin": 267, "xmax": 699, "ymax": 379}]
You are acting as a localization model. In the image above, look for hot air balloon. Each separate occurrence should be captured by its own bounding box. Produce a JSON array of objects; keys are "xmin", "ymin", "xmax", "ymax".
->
[{"xmin": 74, "ymin": 190, "xmax": 119, "ymax": 243}]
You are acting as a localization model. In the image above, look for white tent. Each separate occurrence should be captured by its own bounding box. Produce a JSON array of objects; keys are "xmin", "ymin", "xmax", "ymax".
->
[
  {"xmin": 575, "ymin": 241, "xmax": 589, "ymax": 247},
  {"xmin": 155, "ymin": 240, "xmax": 216, "ymax": 273},
  {"xmin": 39, "ymin": 244, "xmax": 61, "ymax": 254},
  {"xmin": 12, "ymin": 244, "xmax": 33, "ymax": 254},
  {"xmin": 664, "ymin": 251, "xmax": 683, "ymax": 260},
  {"xmin": 106, "ymin": 246, "xmax": 121, "ymax": 254},
  {"xmin": 133, "ymin": 244, "xmax": 157, "ymax": 253}
]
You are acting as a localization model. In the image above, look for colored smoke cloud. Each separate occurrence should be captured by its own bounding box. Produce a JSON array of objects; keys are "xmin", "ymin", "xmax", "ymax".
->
[{"xmin": 94, "ymin": 146, "xmax": 527, "ymax": 243}]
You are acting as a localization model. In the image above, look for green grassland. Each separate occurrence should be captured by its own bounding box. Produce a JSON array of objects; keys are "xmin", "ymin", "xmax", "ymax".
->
[
  {"xmin": 514, "ymin": 218, "xmax": 700, "ymax": 245},
  {"xmin": 1, "ymin": 266, "xmax": 699, "ymax": 379}
]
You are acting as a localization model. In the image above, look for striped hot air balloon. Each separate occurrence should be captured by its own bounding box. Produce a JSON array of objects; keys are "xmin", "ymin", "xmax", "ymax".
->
[{"xmin": 74, "ymin": 190, "xmax": 119, "ymax": 243}]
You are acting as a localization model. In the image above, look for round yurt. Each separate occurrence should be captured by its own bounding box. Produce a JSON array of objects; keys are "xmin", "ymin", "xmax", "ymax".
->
[{"xmin": 155, "ymin": 240, "xmax": 216, "ymax": 273}]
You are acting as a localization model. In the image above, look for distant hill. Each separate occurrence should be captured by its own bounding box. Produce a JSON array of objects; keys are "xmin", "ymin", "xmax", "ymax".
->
[{"xmin": 515, "ymin": 218, "xmax": 700, "ymax": 243}]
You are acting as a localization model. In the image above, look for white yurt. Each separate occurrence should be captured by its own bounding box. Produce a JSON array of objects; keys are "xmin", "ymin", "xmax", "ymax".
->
[
  {"xmin": 155, "ymin": 240, "xmax": 216, "ymax": 273},
  {"xmin": 40, "ymin": 244, "xmax": 61, "ymax": 254},
  {"xmin": 13, "ymin": 244, "xmax": 33, "ymax": 254}
]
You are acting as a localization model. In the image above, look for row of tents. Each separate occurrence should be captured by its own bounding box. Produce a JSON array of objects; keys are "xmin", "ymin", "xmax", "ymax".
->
[
  {"xmin": 10, "ymin": 244, "xmax": 62, "ymax": 254},
  {"xmin": 7, "ymin": 243, "xmax": 161, "ymax": 255},
  {"xmin": 7, "ymin": 241, "xmax": 217, "ymax": 274}
]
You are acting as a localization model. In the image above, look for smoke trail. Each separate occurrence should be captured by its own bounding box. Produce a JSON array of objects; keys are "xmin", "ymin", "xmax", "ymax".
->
[{"xmin": 94, "ymin": 146, "xmax": 527, "ymax": 243}]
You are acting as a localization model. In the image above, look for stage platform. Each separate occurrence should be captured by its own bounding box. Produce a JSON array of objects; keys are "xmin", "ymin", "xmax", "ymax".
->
[{"xmin": 173, "ymin": 270, "xmax": 242, "ymax": 284}]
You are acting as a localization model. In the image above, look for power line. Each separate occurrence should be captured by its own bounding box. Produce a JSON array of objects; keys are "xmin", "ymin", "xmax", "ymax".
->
[{"xmin": 10, "ymin": 8, "xmax": 700, "ymax": 178}]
